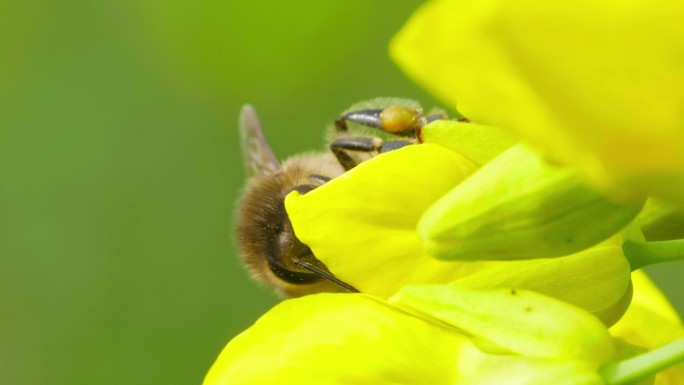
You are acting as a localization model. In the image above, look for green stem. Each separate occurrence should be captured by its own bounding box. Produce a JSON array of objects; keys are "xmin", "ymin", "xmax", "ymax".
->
[
  {"xmin": 623, "ymin": 239, "xmax": 684, "ymax": 270},
  {"xmin": 600, "ymin": 338, "xmax": 684, "ymax": 385}
]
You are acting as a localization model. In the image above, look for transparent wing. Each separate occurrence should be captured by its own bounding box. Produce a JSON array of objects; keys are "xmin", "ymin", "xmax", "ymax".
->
[{"xmin": 239, "ymin": 104, "xmax": 280, "ymax": 177}]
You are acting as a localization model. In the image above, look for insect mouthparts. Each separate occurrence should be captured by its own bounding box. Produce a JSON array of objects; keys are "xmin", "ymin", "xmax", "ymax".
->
[{"xmin": 293, "ymin": 260, "xmax": 359, "ymax": 293}]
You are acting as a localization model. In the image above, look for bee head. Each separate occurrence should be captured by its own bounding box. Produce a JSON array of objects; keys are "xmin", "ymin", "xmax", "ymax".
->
[
  {"xmin": 237, "ymin": 105, "xmax": 356, "ymax": 297},
  {"xmin": 236, "ymin": 155, "xmax": 347, "ymax": 297}
]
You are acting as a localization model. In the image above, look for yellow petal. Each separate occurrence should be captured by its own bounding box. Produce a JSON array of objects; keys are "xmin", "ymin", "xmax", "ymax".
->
[
  {"xmin": 419, "ymin": 144, "xmax": 644, "ymax": 261},
  {"xmin": 285, "ymin": 143, "xmax": 480, "ymax": 298},
  {"xmin": 205, "ymin": 292, "xmax": 607, "ymax": 385},
  {"xmin": 392, "ymin": 286, "xmax": 615, "ymax": 365},
  {"xmin": 453, "ymin": 356, "xmax": 604, "ymax": 385},
  {"xmin": 611, "ymin": 271, "xmax": 683, "ymax": 345},
  {"xmin": 203, "ymin": 294, "xmax": 467, "ymax": 385},
  {"xmin": 392, "ymin": 0, "xmax": 684, "ymax": 204},
  {"xmin": 421, "ymin": 119, "xmax": 517, "ymax": 166},
  {"xmin": 286, "ymin": 143, "xmax": 632, "ymax": 322},
  {"xmin": 610, "ymin": 271, "xmax": 684, "ymax": 384},
  {"xmin": 446, "ymin": 240, "xmax": 631, "ymax": 324}
]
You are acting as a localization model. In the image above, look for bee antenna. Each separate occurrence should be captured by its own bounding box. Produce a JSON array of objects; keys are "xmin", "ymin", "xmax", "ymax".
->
[{"xmin": 293, "ymin": 260, "xmax": 360, "ymax": 293}]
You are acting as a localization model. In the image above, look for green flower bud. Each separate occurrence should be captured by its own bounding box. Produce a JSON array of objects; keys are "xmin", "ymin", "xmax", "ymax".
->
[{"xmin": 419, "ymin": 144, "xmax": 645, "ymax": 261}]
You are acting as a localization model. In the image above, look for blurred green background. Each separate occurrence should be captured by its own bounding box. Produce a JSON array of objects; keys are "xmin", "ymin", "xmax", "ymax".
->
[{"xmin": 1, "ymin": 1, "xmax": 682, "ymax": 385}]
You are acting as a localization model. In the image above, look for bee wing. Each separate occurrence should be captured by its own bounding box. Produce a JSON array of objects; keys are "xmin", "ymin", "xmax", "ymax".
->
[{"xmin": 239, "ymin": 104, "xmax": 280, "ymax": 177}]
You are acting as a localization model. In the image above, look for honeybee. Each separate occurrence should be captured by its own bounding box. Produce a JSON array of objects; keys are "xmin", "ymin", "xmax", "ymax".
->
[{"xmin": 236, "ymin": 98, "xmax": 446, "ymax": 297}]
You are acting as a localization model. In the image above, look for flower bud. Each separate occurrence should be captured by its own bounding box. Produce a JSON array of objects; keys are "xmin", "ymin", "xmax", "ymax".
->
[{"xmin": 419, "ymin": 144, "xmax": 644, "ymax": 261}]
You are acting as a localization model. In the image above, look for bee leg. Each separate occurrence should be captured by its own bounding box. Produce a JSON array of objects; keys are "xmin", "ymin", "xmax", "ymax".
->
[
  {"xmin": 293, "ymin": 260, "xmax": 359, "ymax": 293},
  {"xmin": 336, "ymin": 106, "xmax": 438, "ymax": 137},
  {"xmin": 330, "ymin": 136, "xmax": 382, "ymax": 171},
  {"xmin": 335, "ymin": 109, "xmax": 384, "ymax": 132},
  {"xmin": 380, "ymin": 140, "xmax": 412, "ymax": 153}
]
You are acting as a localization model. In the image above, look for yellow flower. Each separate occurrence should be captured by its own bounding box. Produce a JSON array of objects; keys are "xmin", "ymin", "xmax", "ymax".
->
[
  {"xmin": 203, "ymin": 294, "xmax": 467, "ymax": 385},
  {"xmin": 212, "ymin": 0, "xmax": 684, "ymax": 380},
  {"xmin": 391, "ymin": 0, "xmax": 684, "ymax": 205},
  {"xmin": 285, "ymin": 138, "xmax": 634, "ymax": 324},
  {"xmin": 284, "ymin": 143, "xmax": 479, "ymax": 299},
  {"xmin": 204, "ymin": 287, "xmax": 617, "ymax": 385}
]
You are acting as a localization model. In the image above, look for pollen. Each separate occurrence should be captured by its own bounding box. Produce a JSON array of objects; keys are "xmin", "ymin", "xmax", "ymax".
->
[{"xmin": 380, "ymin": 105, "xmax": 421, "ymax": 133}]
